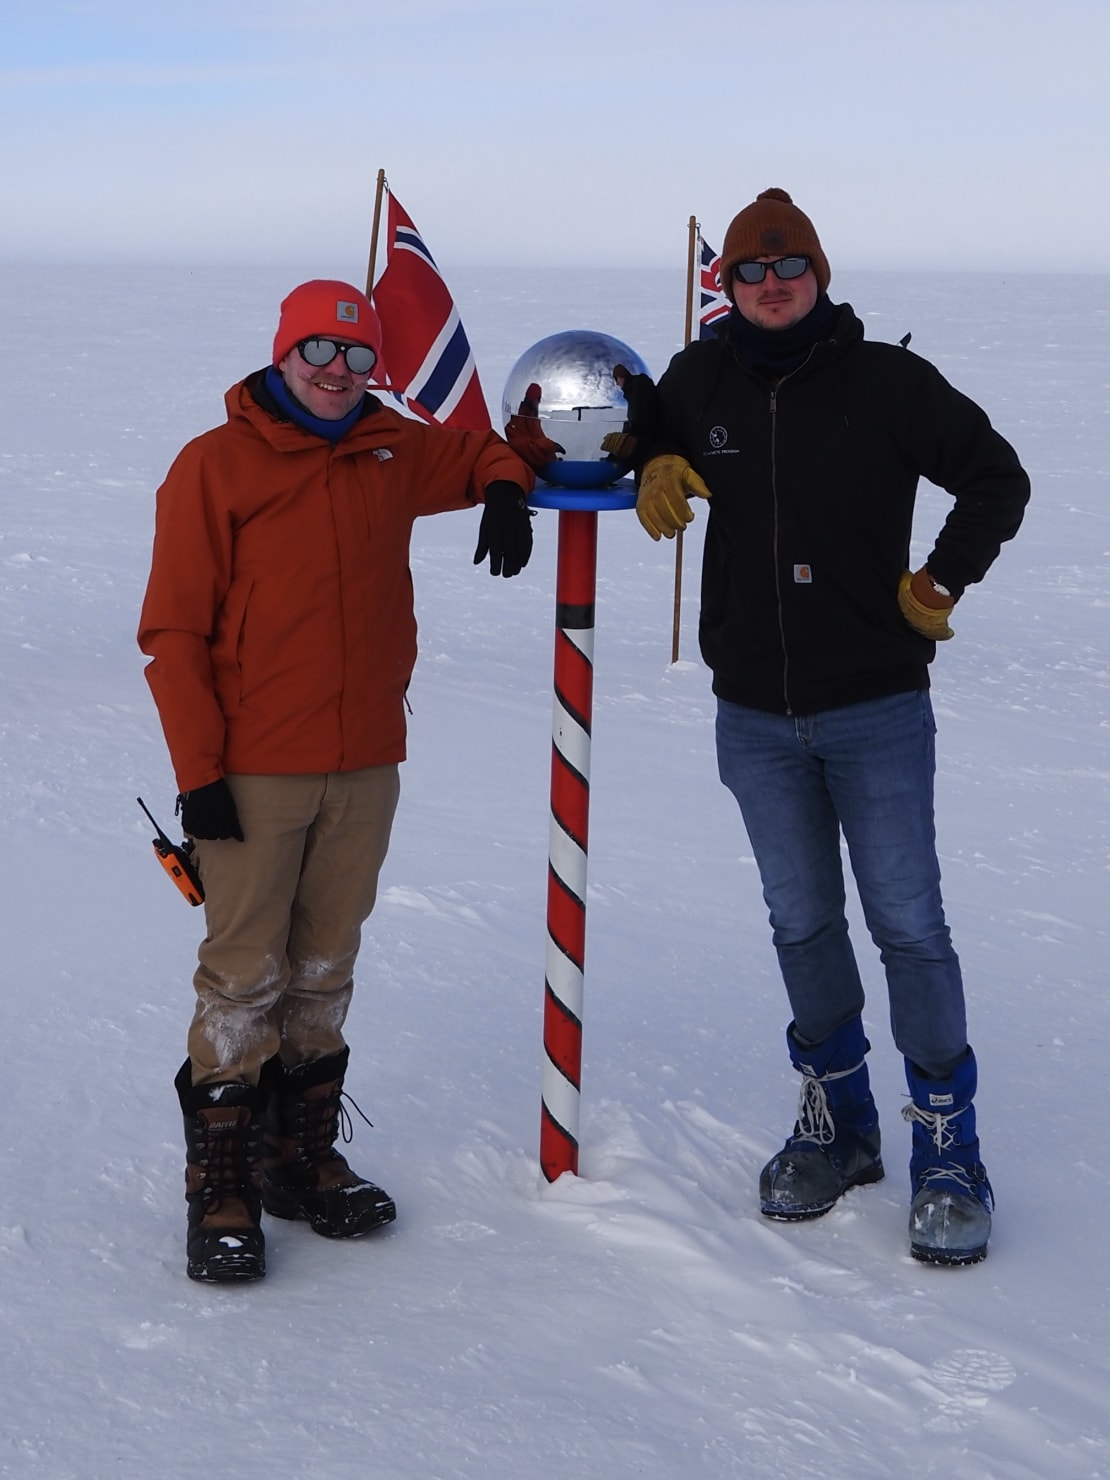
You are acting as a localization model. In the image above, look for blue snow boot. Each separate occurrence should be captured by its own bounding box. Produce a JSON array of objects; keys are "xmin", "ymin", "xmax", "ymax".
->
[
  {"xmin": 903, "ymin": 1049, "xmax": 993, "ymax": 1266},
  {"xmin": 759, "ymin": 1018, "xmax": 884, "ymax": 1220}
]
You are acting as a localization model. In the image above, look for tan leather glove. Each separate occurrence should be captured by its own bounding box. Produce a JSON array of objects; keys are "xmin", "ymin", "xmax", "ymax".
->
[
  {"xmin": 600, "ymin": 430, "xmax": 636, "ymax": 460},
  {"xmin": 636, "ymin": 455, "xmax": 711, "ymax": 540},
  {"xmin": 898, "ymin": 567, "xmax": 956, "ymax": 640}
]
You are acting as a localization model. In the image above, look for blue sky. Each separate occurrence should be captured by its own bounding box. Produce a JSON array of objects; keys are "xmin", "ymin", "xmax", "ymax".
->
[{"xmin": 3, "ymin": 0, "xmax": 1108, "ymax": 273}]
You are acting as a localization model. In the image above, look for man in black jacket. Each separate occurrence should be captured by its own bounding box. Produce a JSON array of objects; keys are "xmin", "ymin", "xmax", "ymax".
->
[{"xmin": 637, "ymin": 189, "xmax": 1029, "ymax": 1265}]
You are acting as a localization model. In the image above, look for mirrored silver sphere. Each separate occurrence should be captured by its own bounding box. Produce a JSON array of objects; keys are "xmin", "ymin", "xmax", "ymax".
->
[{"xmin": 502, "ymin": 330, "xmax": 651, "ymax": 486}]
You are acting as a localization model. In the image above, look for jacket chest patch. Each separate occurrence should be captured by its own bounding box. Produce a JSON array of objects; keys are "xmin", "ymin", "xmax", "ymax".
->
[
  {"xmin": 794, "ymin": 564, "xmax": 813, "ymax": 584},
  {"xmin": 704, "ymin": 422, "xmax": 739, "ymax": 457}
]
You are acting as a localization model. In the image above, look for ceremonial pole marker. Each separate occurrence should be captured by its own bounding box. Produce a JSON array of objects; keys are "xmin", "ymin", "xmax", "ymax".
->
[
  {"xmin": 531, "ymin": 486, "xmax": 635, "ymax": 1183},
  {"xmin": 502, "ymin": 326, "xmax": 650, "ymax": 1184}
]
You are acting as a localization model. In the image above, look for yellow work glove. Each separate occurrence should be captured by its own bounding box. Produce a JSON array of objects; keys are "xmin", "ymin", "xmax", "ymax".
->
[
  {"xmin": 636, "ymin": 455, "xmax": 711, "ymax": 541},
  {"xmin": 898, "ymin": 568, "xmax": 955, "ymax": 640},
  {"xmin": 600, "ymin": 430, "xmax": 637, "ymax": 460}
]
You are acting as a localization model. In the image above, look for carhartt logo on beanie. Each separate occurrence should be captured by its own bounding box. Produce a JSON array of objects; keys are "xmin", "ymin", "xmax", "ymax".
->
[
  {"xmin": 272, "ymin": 279, "xmax": 384, "ymax": 367},
  {"xmin": 720, "ymin": 189, "xmax": 830, "ymax": 303}
]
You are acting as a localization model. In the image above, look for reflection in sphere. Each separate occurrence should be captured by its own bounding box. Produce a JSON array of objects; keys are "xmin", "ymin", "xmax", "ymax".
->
[{"xmin": 502, "ymin": 330, "xmax": 651, "ymax": 487}]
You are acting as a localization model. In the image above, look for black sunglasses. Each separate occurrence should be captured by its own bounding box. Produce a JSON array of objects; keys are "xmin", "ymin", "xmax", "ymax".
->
[
  {"xmin": 732, "ymin": 256, "xmax": 810, "ymax": 285},
  {"xmin": 297, "ymin": 338, "xmax": 377, "ymax": 374}
]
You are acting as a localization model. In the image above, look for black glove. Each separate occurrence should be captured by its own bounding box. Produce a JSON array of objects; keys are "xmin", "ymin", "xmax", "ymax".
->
[
  {"xmin": 178, "ymin": 778, "xmax": 244, "ymax": 841},
  {"xmin": 473, "ymin": 480, "xmax": 534, "ymax": 578}
]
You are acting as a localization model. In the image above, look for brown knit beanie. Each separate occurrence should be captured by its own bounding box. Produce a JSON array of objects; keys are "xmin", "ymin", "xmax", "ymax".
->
[{"xmin": 719, "ymin": 188, "xmax": 830, "ymax": 303}]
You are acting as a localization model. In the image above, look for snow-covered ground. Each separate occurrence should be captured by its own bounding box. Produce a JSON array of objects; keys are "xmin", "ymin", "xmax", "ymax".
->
[{"xmin": 0, "ymin": 262, "xmax": 1107, "ymax": 1479}]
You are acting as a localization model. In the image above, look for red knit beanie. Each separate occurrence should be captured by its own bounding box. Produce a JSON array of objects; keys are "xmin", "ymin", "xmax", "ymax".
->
[
  {"xmin": 720, "ymin": 189, "xmax": 830, "ymax": 303},
  {"xmin": 272, "ymin": 280, "xmax": 383, "ymax": 367}
]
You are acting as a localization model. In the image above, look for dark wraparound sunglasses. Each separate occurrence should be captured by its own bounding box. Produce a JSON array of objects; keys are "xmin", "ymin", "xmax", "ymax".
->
[
  {"xmin": 732, "ymin": 256, "xmax": 810, "ymax": 285},
  {"xmin": 297, "ymin": 338, "xmax": 377, "ymax": 374}
]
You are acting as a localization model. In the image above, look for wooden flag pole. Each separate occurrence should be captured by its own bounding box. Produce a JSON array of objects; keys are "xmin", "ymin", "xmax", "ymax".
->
[
  {"xmin": 671, "ymin": 216, "xmax": 699, "ymax": 664},
  {"xmin": 684, "ymin": 214, "xmax": 698, "ymax": 343},
  {"xmin": 365, "ymin": 168, "xmax": 387, "ymax": 298}
]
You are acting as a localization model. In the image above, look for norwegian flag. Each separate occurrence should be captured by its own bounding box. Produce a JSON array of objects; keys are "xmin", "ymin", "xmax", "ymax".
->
[
  {"xmin": 697, "ymin": 234, "xmax": 731, "ymax": 339},
  {"xmin": 370, "ymin": 189, "xmax": 491, "ymax": 430}
]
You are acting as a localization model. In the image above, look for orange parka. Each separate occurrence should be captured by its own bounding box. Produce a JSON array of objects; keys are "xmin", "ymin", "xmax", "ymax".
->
[{"xmin": 138, "ymin": 376, "xmax": 533, "ymax": 793}]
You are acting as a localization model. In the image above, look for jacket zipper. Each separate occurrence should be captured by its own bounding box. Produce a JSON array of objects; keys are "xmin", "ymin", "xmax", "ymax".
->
[
  {"xmin": 768, "ymin": 342, "xmax": 826, "ymax": 715},
  {"xmin": 769, "ymin": 383, "xmax": 791, "ymax": 713}
]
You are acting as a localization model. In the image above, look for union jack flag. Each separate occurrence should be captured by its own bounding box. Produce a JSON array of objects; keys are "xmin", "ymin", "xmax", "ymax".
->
[
  {"xmin": 370, "ymin": 188, "xmax": 491, "ymax": 430},
  {"xmin": 697, "ymin": 234, "xmax": 731, "ymax": 339}
]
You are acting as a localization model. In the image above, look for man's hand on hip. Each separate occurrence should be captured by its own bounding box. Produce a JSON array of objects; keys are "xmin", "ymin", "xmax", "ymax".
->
[{"xmin": 898, "ymin": 568, "xmax": 956, "ymax": 640}]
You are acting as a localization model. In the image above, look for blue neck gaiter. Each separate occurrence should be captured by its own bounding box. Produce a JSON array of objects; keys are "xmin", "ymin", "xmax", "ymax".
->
[{"xmin": 264, "ymin": 365, "xmax": 364, "ymax": 444}]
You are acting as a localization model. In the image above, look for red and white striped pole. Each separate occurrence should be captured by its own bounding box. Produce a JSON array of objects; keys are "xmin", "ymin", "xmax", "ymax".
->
[
  {"xmin": 540, "ymin": 507, "xmax": 597, "ymax": 1181},
  {"xmin": 530, "ymin": 482, "xmax": 636, "ymax": 1183},
  {"xmin": 508, "ymin": 331, "xmax": 647, "ymax": 1181}
]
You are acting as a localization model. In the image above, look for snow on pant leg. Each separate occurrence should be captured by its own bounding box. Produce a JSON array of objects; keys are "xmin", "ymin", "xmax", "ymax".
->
[
  {"xmin": 274, "ymin": 765, "xmax": 400, "ymax": 1066},
  {"xmin": 815, "ymin": 692, "xmax": 968, "ymax": 1075},
  {"xmin": 715, "ymin": 698, "xmax": 866, "ymax": 1044},
  {"xmin": 188, "ymin": 775, "xmax": 327, "ymax": 1086}
]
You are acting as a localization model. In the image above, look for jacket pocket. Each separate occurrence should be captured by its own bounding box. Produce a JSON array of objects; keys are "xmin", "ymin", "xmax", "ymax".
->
[{"xmin": 211, "ymin": 577, "xmax": 253, "ymax": 715}]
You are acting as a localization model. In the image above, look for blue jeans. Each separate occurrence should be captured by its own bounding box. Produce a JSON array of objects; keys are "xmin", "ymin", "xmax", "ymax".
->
[{"xmin": 715, "ymin": 691, "xmax": 967, "ymax": 1075}]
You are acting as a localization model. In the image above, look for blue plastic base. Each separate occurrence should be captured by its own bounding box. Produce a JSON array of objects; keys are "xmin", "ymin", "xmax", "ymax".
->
[
  {"xmin": 530, "ymin": 479, "xmax": 636, "ymax": 512},
  {"xmin": 538, "ymin": 459, "xmax": 630, "ymax": 490}
]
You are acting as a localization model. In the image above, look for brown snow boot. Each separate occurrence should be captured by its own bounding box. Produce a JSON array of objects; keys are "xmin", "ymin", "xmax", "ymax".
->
[
  {"xmin": 175, "ymin": 1060, "xmax": 267, "ymax": 1283},
  {"xmin": 262, "ymin": 1048, "xmax": 396, "ymax": 1239}
]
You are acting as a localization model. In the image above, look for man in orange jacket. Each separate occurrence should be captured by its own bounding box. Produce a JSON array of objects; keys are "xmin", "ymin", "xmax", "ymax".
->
[{"xmin": 139, "ymin": 279, "xmax": 534, "ymax": 1284}]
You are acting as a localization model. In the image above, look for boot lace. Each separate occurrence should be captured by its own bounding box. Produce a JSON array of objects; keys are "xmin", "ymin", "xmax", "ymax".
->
[
  {"xmin": 335, "ymin": 1091, "xmax": 375, "ymax": 1146},
  {"xmin": 298, "ymin": 1084, "xmax": 375, "ymax": 1165},
  {"xmin": 197, "ymin": 1111, "xmax": 258, "ymax": 1214},
  {"xmin": 901, "ymin": 1101, "xmax": 987, "ymax": 1201},
  {"xmin": 915, "ymin": 1163, "xmax": 981, "ymax": 1196},
  {"xmin": 795, "ymin": 1059, "xmax": 866, "ymax": 1146},
  {"xmin": 901, "ymin": 1100, "xmax": 959, "ymax": 1151}
]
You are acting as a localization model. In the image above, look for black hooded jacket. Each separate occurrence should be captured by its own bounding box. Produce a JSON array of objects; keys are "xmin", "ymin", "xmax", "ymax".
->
[{"xmin": 653, "ymin": 302, "xmax": 1030, "ymax": 715}]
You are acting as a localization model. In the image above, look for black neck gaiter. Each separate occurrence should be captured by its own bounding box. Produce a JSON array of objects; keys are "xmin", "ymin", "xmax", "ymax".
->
[{"xmin": 727, "ymin": 293, "xmax": 838, "ymax": 379}]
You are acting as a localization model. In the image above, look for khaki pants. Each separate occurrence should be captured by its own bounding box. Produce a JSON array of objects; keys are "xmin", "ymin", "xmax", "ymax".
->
[{"xmin": 187, "ymin": 767, "xmax": 400, "ymax": 1086}]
